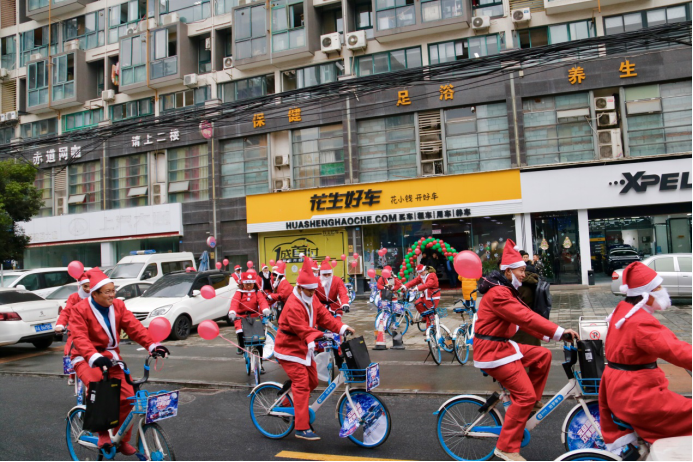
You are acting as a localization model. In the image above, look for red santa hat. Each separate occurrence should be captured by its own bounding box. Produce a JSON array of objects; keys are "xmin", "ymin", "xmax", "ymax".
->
[
  {"xmin": 500, "ymin": 239, "xmax": 526, "ymax": 271},
  {"xmin": 261, "ymin": 264, "xmax": 268, "ymax": 270},
  {"xmin": 296, "ymin": 257, "xmax": 320, "ymax": 289},
  {"xmin": 612, "ymin": 262, "xmax": 663, "ymax": 329},
  {"xmin": 77, "ymin": 273, "xmax": 90, "ymax": 286},
  {"xmin": 240, "ymin": 272, "xmax": 258, "ymax": 285},
  {"xmin": 86, "ymin": 267, "xmax": 112, "ymax": 292},
  {"xmin": 319, "ymin": 258, "xmax": 333, "ymax": 275},
  {"xmin": 234, "ymin": 265, "xmax": 241, "ymax": 271},
  {"xmin": 416, "ymin": 264, "xmax": 426, "ymax": 273},
  {"xmin": 311, "ymin": 260, "xmax": 320, "ymax": 273},
  {"xmin": 273, "ymin": 261, "xmax": 286, "ymax": 275}
]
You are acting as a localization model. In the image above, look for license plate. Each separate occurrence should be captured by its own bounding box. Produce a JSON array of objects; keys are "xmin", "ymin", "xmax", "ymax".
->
[{"xmin": 34, "ymin": 323, "xmax": 52, "ymax": 333}]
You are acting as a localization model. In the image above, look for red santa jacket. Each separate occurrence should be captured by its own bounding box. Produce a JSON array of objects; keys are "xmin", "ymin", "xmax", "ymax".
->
[
  {"xmin": 229, "ymin": 289, "xmax": 269, "ymax": 319},
  {"xmin": 57, "ymin": 292, "xmax": 83, "ymax": 327},
  {"xmin": 231, "ymin": 273, "xmax": 242, "ymax": 285},
  {"xmin": 69, "ymin": 297, "xmax": 157, "ymax": 368},
  {"xmin": 268, "ymin": 278, "xmax": 293, "ymax": 304},
  {"xmin": 405, "ymin": 272, "xmax": 441, "ymax": 300},
  {"xmin": 274, "ymin": 287, "xmax": 348, "ymax": 366},
  {"xmin": 473, "ymin": 284, "xmax": 562, "ymax": 369},
  {"xmin": 316, "ymin": 276, "xmax": 349, "ymax": 316},
  {"xmin": 377, "ymin": 276, "xmax": 403, "ymax": 301}
]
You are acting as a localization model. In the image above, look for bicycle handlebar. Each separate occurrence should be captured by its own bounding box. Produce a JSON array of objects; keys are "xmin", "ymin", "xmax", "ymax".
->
[{"xmin": 109, "ymin": 356, "xmax": 154, "ymax": 388}]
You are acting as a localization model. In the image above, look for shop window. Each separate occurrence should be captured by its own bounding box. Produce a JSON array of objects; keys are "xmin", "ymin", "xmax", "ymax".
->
[
  {"xmin": 532, "ymin": 211, "xmax": 581, "ymax": 284},
  {"xmin": 68, "ymin": 161, "xmax": 103, "ymax": 214},
  {"xmin": 421, "ymin": 0, "xmax": 464, "ymax": 23},
  {"xmin": 111, "ymin": 97, "xmax": 155, "ymax": 122},
  {"xmin": 356, "ymin": 47, "xmax": 421, "ymax": 76},
  {"xmin": 120, "ymin": 34, "xmax": 147, "ymax": 86},
  {"xmin": 604, "ymin": 4, "xmax": 690, "ymax": 52},
  {"xmin": 198, "ymin": 36, "xmax": 212, "ymax": 74},
  {"xmin": 27, "ymin": 60, "xmax": 49, "ymax": 107},
  {"xmin": 472, "ymin": 0, "xmax": 502, "ymax": 18},
  {"xmin": 63, "ymin": 108, "xmax": 103, "ymax": 132},
  {"xmin": 522, "ymin": 92, "xmax": 595, "ymax": 166},
  {"xmin": 220, "ymin": 135, "xmax": 269, "ymax": 198},
  {"xmin": 20, "ymin": 25, "xmax": 59, "ymax": 67},
  {"xmin": 1, "ymin": 36, "xmax": 16, "ymax": 71},
  {"xmin": 235, "ymin": 5, "xmax": 267, "ymax": 60},
  {"xmin": 111, "ymin": 154, "xmax": 148, "ymax": 209},
  {"xmin": 108, "ymin": 0, "xmax": 151, "ymax": 44},
  {"xmin": 21, "ymin": 118, "xmax": 57, "ymax": 139},
  {"xmin": 375, "ymin": 0, "xmax": 415, "ymax": 30},
  {"xmin": 625, "ymin": 81, "xmax": 692, "ymax": 157},
  {"xmin": 271, "ymin": 0, "xmax": 305, "ymax": 52},
  {"xmin": 354, "ymin": 1, "xmax": 374, "ymax": 38},
  {"xmin": 0, "ymin": 127, "xmax": 13, "ymax": 144},
  {"xmin": 221, "ymin": 75, "xmax": 274, "ymax": 103},
  {"xmin": 282, "ymin": 61, "xmax": 342, "ymax": 93},
  {"xmin": 167, "ymin": 144, "xmax": 209, "ymax": 203},
  {"xmin": 161, "ymin": 0, "xmax": 211, "ymax": 23},
  {"xmin": 63, "ymin": 11, "xmax": 106, "ymax": 51},
  {"xmin": 429, "ymin": 34, "xmax": 503, "ymax": 65},
  {"xmin": 160, "ymin": 86, "xmax": 211, "ymax": 112},
  {"xmin": 34, "ymin": 168, "xmax": 52, "ymax": 217},
  {"xmin": 358, "ymin": 114, "xmax": 416, "ymax": 183},
  {"xmin": 292, "ymin": 124, "xmax": 345, "ymax": 189},
  {"xmin": 445, "ymin": 103, "xmax": 511, "ymax": 174},
  {"xmin": 320, "ymin": 6, "xmax": 343, "ymax": 35},
  {"xmin": 52, "ymin": 53, "xmax": 76, "ymax": 102},
  {"xmin": 150, "ymin": 28, "xmax": 178, "ymax": 80}
]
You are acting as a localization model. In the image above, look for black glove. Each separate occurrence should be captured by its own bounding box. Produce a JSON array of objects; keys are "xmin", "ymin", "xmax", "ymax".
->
[
  {"xmin": 93, "ymin": 356, "xmax": 114, "ymax": 370},
  {"xmin": 152, "ymin": 345, "xmax": 170, "ymax": 358},
  {"xmin": 342, "ymin": 304, "xmax": 350, "ymax": 314}
]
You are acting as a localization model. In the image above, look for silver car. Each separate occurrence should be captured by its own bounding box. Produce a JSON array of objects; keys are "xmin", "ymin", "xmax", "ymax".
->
[{"xmin": 611, "ymin": 253, "xmax": 692, "ymax": 297}]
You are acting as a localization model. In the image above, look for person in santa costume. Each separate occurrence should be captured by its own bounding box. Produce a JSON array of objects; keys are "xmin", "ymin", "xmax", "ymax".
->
[
  {"xmin": 315, "ymin": 258, "xmax": 350, "ymax": 318},
  {"xmin": 404, "ymin": 264, "xmax": 441, "ymax": 328},
  {"xmin": 474, "ymin": 239, "xmax": 578, "ymax": 461},
  {"xmin": 274, "ymin": 257, "xmax": 355, "ymax": 440},
  {"xmin": 68, "ymin": 268, "xmax": 170, "ymax": 454},
  {"xmin": 258, "ymin": 264, "xmax": 273, "ymax": 293},
  {"xmin": 599, "ymin": 261, "xmax": 692, "ymax": 454},
  {"xmin": 231, "ymin": 265, "xmax": 242, "ymax": 285},
  {"xmin": 377, "ymin": 267, "xmax": 403, "ymax": 302},
  {"xmin": 267, "ymin": 261, "xmax": 293, "ymax": 320},
  {"xmin": 228, "ymin": 272, "xmax": 271, "ymax": 362},
  {"xmin": 55, "ymin": 272, "xmax": 90, "ymax": 385}
]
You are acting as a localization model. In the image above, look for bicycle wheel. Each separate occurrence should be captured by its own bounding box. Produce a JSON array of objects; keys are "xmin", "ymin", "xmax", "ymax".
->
[
  {"xmin": 454, "ymin": 326, "xmax": 470, "ymax": 365},
  {"xmin": 415, "ymin": 312, "xmax": 426, "ymax": 332},
  {"xmin": 556, "ymin": 450, "xmax": 620, "ymax": 461},
  {"xmin": 427, "ymin": 326, "xmax": 442, "ymax": 365},
  {"xmin": 440, "ymin": 325, "xmax": 454, "ymax": 353},
  {"xmin": 563, "ymin": 401, "xmax": 606, "ymax": 452},
  {"xmin": 337, "ymin": 390, "xmax": 392, "ymax": 448},
  {"xmin": 386, "ymin": 312, "xmax": 408, "ymax": 337},
  {"xmin": 263, "ymin": 330, "xmax": 275, "ymax": 360},
  {"xmin": 249, "ymin": 383, "xmax": 295, "ymax": 439},
  {"xmin": 65, "ymin": 407, "xmax": 101, "ymax": 461},
  {"xmin": 437, "ymin": 396, "xmax": 502, "ymax": 461},
  {"xmin": 251, "ymin": 349, "xmax": 260, "ymax": 386},
  {"xmin": 244, "ymin": 352, "xmax": 251, "ymax": 375},
  {"xmin": 137, "ymin": 423, "xmax": 176, "ymax": 461}
]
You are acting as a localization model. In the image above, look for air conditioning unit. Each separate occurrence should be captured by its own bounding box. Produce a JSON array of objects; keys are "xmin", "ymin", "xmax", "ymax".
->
[
  {"xmin": 0, "ymin": 68, "xmax": 7, "ymax": 79},
  {"xmin": 223, "ymin": 56, "xmax": 234, "ymax": 70},
  {"xmin": 65, "ymin": 39, "xmax": 80, "ymax": 52},
  {"xmin": 598, "ymin": 129, "xmax": 623, "ymax": 159},
  {"xmin": 101, "ymin": 89, "xmax": 115, "ymax": 102},
  {"xmin": 422, "ymin": 159, "xmax": 444, "ymax": 176},
  {"xmin": 205, "ymin": 37, "xmax": 212, "ymax": 50},
  {"xmin": 152, "ymin": 183, "xmax": 167, "ymax": 205},
  {"xmin": 184, "ymin": 74, "xmax": 198, "ymax": 87},
  {"xmin": 597, "ymin": 111, "xmax": 618, "ymax": 128},
  {"xmin": 321, "ymin": 33, "xmax": 342, "ymax": 54},
  {"xmin": 30, "ymin": 53, "xmax": 43, "ymax": 61},
  {"xmin": 274, "ymin": 155, "xmax": 289, "ymax": 167},
  {"xmin": 274, "ymin": 178, "xmax": 290, "ymax": 191},
  {"xmin": 5, "ymin": 111, "xmax": 17, "ymax": 121},
  {"xmin": 594, "ymin": 96, "xmax": 616, "ymax": 111},
  {"xmin": 126, "ymin": 25, "xmax": 139, "ymax": 35},
  {"xmin": 56, "ymin": 196, "xmax": 67, "ymax": 216},
  {"xmin": 346, "ymin": 31, "xmax": 367, "ymax": 51},
  {"xmin": 471, "ymin": 16, "xmax": 491, "ymax": 31},
  {"xmin": 0, "ymin": 114, "xmax": 6, "ymax": 123},
  {"xmin": 161, "ymin": 12, "xmax": 180, "ymax": 25},
  {"xmin": 511, "ymin": 8, "xmax": 531, "ymax": 24}
]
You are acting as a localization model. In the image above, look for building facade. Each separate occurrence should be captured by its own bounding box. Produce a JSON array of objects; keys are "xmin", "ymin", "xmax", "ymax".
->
[{"xmin": 0, "ymin": 0, "xmax": 690, "ymax": 284}]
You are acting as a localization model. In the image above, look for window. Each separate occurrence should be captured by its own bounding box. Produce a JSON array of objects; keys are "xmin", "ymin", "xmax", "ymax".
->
[
  {"xmin": 116, "ymin": 284, "xmax": 138, "ymax": 299},
  {"xmin": 198, "ymin": 36, "xmax": 211, "ymax": 74},
  {"xmin": 271, "ymin": 0, "xmax": 305, "ymax": 52},
  {"xmin": 222, "ymin": 76, "xmax": 274, "ymax": 103},
  {"xmin": 161, "ymin": 86, "xmax": 211, "ymax": 112},
  {"xmin": 28, "ymin": 0, "xmax": 49, "ymax": 11},
  {"xmin": 52, "ymin": 53, "xmax": 75, "ymax": 102},
  {"xmin": 292, "ymin": 124, "xmax": 345, "ymax": 189},
  {"xmin": 68, "ymin": 161, "xmax": 103, "ymax": 214},
  {"xmin": 108, "ymin": 0, "xmax": 150, "ymax": 44},
  {"xmin": 472, "ymin": 0, "xmax": 502, "ymax": 18},
  {"xmin": 143, "ymin": 263, "xmax": 159, "ymax": 278},
  {"xmin": 21, "ymin": 119, "xmax": 57, "ymax": 139},
  {"xmin": 429, "ymin": 34, "xmax": 502, "ymax": 64},
  {"xmin": 653, "ymin": 257, "xmax": 675, "ymax": 272},
  {"xmin": 63, "ymin": 108, "xmax": 103, "ymax": 132},
  {"xmin": 161, "ymin": 0, "xmax": 211, "ymax": 23},
  {"xmin": 320, "ymin": 6, "xmax": 343, "ymax": 35},
  {"xmin": 282, "ymin": 62, "xmax": 342, "ymax": 92},
  {"xmin": 625, "ymin": 81, "xmax": 692, "ymax": 157},
  {"xmin": 209, "ymin": 274, "xmax": 230, "ymax": 289},
  {"xmin": 150, "ymin": 28, "xmax": 178, "ymax": 80},
  {"xmin": 1, "ymin": 36, "xmax": 16, "ymax": 70},
  {"xmin": 34, "ymin": 168, "xmax": 52, "ymax": 217},
  {"xmin": 678, "ymin": 257, "xmax": 691, "ymax": 273},
  {"xmin": 523, "ymin": 93, "xmax": 595, "ymax": 166},
  {"xmin": 356, "ymin": 47, "xmax": 421, "ymax": 76},
  {"xmin": 355, "ymin": 1, "xmax": 374, "ymax": 38},
  {"xmin": 421, "ymin": 0, "xmax": 463, "ymax": 23},
  {"xmin": 445, "ymin": 103, "xmax": 511, "ymax": 174},
  {"xmin": 161, "ymin": 261, "xmax": 193, "ymax": 274},
  {"xmin": 63, "ymin": 11, "xmax": 105, "ymax": 50},
  {"xmin": 518, "ymin": 20, "xmax": 595, "ymax": 55},
  {"xmin": 0, "ymin": 127, "xmax": 13, "ymax": 144},
  {"xmin": 220, "ymin": 135, "xmax": 269, "ymax": 198},
  {"xmin": 168, "ymin": 144, "xmax": 209, "ymax": 202},
  {"xmin": 357, "ymin": 114, "xmax": 416, "ymax": 182},
  {"xmin": 27, "ymin": 60, "xmax": 49, "ymax": 107},
  {"xmin": 18, "ymin": 273, "xmax": 41, "ymax": 291},
  {"xmin": 235, "ymin": 5, "xmax": 267, "ymax": 60},
  {"xmin": 604, "ymin": 4, "xmax": 690, "ymax": 52},
  {"xmin": 111, "ymin": 97, "xmax": 154, "ymax": 122},
  {"xmin": 375, "ymin": 0, "xmax": 415, "ymax": 30},
  {"xmin": 111, "ymin": 154, "xmax": 148, "ymax": 209},
  {"xmin": 120, "ymin": 34, "xmax": 147, "ymax": 86},
  {"xmin": 44, "ymin": 271, "xmax": 71, "ymax": 288},
  {"xmin": 20, "ymin": 25, "xmax": 59, "ymax": 67}
]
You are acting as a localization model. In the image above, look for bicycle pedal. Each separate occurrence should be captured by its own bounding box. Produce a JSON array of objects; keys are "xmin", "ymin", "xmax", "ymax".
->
[{"xmin": 477, "ymin": 392, "xmax": 501, "ymax": 413}]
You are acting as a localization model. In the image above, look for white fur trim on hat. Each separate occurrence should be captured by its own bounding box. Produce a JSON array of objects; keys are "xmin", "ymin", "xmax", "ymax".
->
[
  {"xmin": 500, "ymin": 261, "xmax": 526, "ymax": 271},
  {"xmin": 91, "ymin": 277, "xmax": 114, "ymax": 292},
  {"xmin": 625, "ymin": 275, "xmax": 663, "ymax": 297},
  {"xmin": 78, "ymin": 279, "xmax": 90, "ymax": 286},
  {"xmin": 320, "ymin": 269, "xmax": 333, "ymax": 275},
  {"xmin": 299, "ymin": 282, "xmax": 319, "ymax": 289},
  {"xmin": 241, "ymin": 279, "xmax": 257, "ymax": 284}
]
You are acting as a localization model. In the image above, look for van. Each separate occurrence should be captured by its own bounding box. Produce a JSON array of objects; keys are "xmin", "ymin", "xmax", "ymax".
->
[
  {"xmin": 0, "ymin": 268, "xmax": 73, "ymax": 298},
  {"xmin": 108, "ymin": 251, "xmax": 196, "ymax": 286}
]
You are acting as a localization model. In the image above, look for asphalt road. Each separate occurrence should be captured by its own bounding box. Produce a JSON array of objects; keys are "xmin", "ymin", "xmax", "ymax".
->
[{"xmin": 1, "ymin": 375, "xmax": 575, "ymax": 461}]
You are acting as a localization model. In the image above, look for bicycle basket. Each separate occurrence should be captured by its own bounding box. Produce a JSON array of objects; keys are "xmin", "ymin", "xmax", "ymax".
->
[
  {"xmin": 392, "ymin": 302, "xmax": 405, "ymax": 314},
  {"xmin": 340, "ymin": 362, "xmax": 378, "ymax": 383},
  {"xmin": 436, "ymin": 307, "xmax": 448, "ymax": 318},
  {"xmin": 129, "ymin": 390, "xmax": 153, "ymax": 414},
  {"xmin": 574, "ymin": 370, "xmax": 601, "ymax": 396}
]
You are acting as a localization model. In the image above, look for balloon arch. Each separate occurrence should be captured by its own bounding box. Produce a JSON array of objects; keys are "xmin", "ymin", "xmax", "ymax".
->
[{"xmin": 396, "ymin": 237, "xmax": 459, "ymax": 282}]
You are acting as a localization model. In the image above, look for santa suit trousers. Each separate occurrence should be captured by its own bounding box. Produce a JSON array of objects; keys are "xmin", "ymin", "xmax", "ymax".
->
[
  {"xmin": 278, "ymin": 359, "xmax": 318, "ymax": 431},
  {"xmin": 74, "ymin": 360, "xmax": 136, "ymax": 442},
  {"xmin": 414, "ymin": 297, "xmax": 440, "ymax": 328},
  {"xmin": 484, "ymin": 343, "xmax": 552, "ymax": 453}
]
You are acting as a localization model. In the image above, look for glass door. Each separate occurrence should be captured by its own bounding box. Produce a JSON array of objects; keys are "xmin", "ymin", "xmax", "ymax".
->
[{"xmin": 531, "ymin": 211, "xmax": 581, "ymax": 285}]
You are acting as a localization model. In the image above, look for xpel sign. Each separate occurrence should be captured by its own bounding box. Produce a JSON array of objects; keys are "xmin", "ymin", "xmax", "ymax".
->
[{"xmin": 612, "ymin": 171, "xmax": 692, "ymax": 194}]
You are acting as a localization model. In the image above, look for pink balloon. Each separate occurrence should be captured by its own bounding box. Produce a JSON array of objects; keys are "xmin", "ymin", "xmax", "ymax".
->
[
  {"xmin": 269, "ymin": 259, "xmax": 275, "ymax": 266},
  {"xmin": 148, "ymin": 317, "xmax": 171, "ymax": 343},
  {"xmin": 454, "ymin": 251, "xmax": 482, "ymax": 279},
  {"xmin": 353, "ymin": 253, "xmax": 359, "ymax": 259},
  {"xmin": 68, "ymin": 261, "xmax": 84, "ymax": 279},
  {"xmin": 200, "ymin": 285, "xmax": 216, "ymax": 300},
  {"xmin": 247, "ymin": 261, "xmax": 254, "ymax": 269},
  {"xmin": 331, "ymin": 260, "xmax": 337, "ymax": 268},
  {"xmin": 223, "ymin": 258, "xmax": 229, "ymax": 267},
  {"xmin": 277, "ymin": 260, "xmax": 284, "ymax": 265},
  {"xmin": 325, "ymin": 255, "xmax": 330, "ymax": 261},
  {"xmin": 198, "ymin": 320, "xmax": 220, "ymax": 341},
  {"xmin": 382, "ymin": 269, "xmax": 392, "ymax": 279},
  {"xmin": 414, "ymin": 248, "xmax": 421, "ymax": 255},
  {"xmin": 367, "ymin": 268, "xmax": 376, "ymax": 278},
  {"xmin": 185, "ymin": 267, "xmax": 193, "ymax": 272},
  {"xmin": 340, "ymin": 254, "xmax": 347, "ymax": 261},
  {"xmin": 382, "ymin": 248, "xmax": 388, "ymax": 255},
  {"xmin": 351, "ymin": 261, "xmax": 358, "ymax": 268},
  {"xmin": 215, "ymin": 262, "xmax": 222, "ymax": 270}
]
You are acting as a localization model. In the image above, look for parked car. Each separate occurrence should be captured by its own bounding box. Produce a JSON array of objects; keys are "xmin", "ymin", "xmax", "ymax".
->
[
  {"xmin": 124, "ymin": 270, "xmax": 236, "ymax": 340},
  {"xmin": 45, "ymin": 281, "xmax": 152, "ymax": 310},
  {"xmin": 611, "ymin": 253, "xmax": 692, "ymax": 297},
  {"xmin": 0, "ymin": 289, "xmax": 60, "ymax": 349},
  {"xmin": 604, "ymin": 248, "xmax": 642, "ymax": 275},
  {"xmin": 109, "ymin": 251, "xmax": 196, "ymax": 287},
  {"xmin": 0, "ymin": 268, "xmax": 74, "ymax": 298}
]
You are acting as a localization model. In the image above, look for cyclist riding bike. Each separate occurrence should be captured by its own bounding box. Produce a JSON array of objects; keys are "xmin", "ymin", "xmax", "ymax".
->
[
  {"xmin": 404, "ymin": 264, "xmax": 441, "ymax": 329},
  {"xmin": 274, "ymin": 257, "xmax": 354, "ymax": 441},
  {"xmin": 474, "ymin": 240, "xmax": 578, "ymax": 461},
  {"xmin": 229, "ymin": 272, "xmax": 271, "ymax": 362},
  {"xmin": 599, "ymin": 262, "xmax": 692, "ymax": 454},
  {"xmin": 68, "ymin": 267, "xmax": 170, "ymax": 455},
  {"xmin": 55, "ymin": 272, "xmax": 91, "ymax": 385},
  {"xmin": 315, "ymin": 258, "xmax": 350, "ymax": 318},
  {"xmin": 377, "ymin": 268, "xmax": 403, "ymax": 302},
  {"xmin": 267, "ymin": 261, "xmax": 293, "ymax": 320}
]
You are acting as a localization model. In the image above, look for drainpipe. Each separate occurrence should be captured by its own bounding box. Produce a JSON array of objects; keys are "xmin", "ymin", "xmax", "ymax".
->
[
  {"xmin": 509, "ymin": 72, "xmax": 521, "ymax": 167},
  {"xmin": 345, "ymin": 93, "xmax": 354, "ymax": 184}
]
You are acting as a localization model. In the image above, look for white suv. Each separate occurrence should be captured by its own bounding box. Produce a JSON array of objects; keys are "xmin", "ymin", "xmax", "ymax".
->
[
  {"xmin": 0, "ymin": 289, "xmax": 60, "ymax": 349},
  {"xmin": 0, "ymin": 268, "xmax": 73, "ymax": 298}
]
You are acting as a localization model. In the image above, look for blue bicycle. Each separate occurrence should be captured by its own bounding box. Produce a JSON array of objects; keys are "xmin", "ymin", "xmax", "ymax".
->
[
  {"xmin": 345, "ymin": 276, "xmax": 357, "ymax": 304},
  {"xmin": 451, "ymin": 291, "xmax": 477, "ymax": 365}
]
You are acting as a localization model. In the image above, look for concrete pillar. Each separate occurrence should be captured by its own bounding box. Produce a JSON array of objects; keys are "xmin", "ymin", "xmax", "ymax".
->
[
  {"xmin": 513, "ymin": 213, "xmax": 534, "ymax": 256},
  {"xmin": 100, "ymin": 242, "xmax": 117, "ymax": 266},
  {"xmin": 577, "ymin": 209, "xmax": 591, "ymax": 285}
]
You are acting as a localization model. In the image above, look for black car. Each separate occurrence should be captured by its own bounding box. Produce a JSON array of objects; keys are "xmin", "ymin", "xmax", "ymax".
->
[{"xmin": 604, "ymin": 248, "xmax": 642, "ymax": 274}]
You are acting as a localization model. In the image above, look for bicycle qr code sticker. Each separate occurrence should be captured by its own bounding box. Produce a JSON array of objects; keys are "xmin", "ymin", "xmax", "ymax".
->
[
  {"xmin": 63, "ymin": 356, "xmax": 74, "ymax": 374},
  {"xmin": 146, "ymin": 391, "xmax": 179, "ymax": 424},
  {"xmin": 366, "ymin": 363, "xmax": 380, "ymax": 392}
]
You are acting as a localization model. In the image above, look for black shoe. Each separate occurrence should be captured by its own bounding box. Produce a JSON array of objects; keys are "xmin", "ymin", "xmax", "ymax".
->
[
  {"xmin": 236, "ymin": 348, "xmax": 243, "ymax": 355},
  {"xmin": 260, "ymin": 366, "xmax": 266, "ymax": 374}
]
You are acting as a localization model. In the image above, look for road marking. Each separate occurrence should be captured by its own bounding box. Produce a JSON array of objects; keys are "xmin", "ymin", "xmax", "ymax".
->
[
  {"xmin": 276, "ymin": 451, "xmax": 407, "ymax": 461},
  {"xmin": 0, "ymin": 348, "xmax": 57, "ymax": 365}
]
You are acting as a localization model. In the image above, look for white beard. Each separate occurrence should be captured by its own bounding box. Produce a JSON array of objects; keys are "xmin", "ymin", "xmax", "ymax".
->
[
  {"xmin": 321, "ymin": 276, "xmax": 332, "ymax": 293},
  {"xmin": 78, "ymin": 286, "xmax": 90, "ymax": 299},
  {"xmin": 651, "ymin": 288, "xmax": 671, "ymax": 311},
  {"xmin": 511, "ymin": 273, "xmax": 522, "ymax": 290},
  {"xmin": 300, "ymin": 293, "xmax": 314, "ymax": 306},
  {"xmin": 262, "ymin": 271, "xmax": 270, "ymax": 278}
]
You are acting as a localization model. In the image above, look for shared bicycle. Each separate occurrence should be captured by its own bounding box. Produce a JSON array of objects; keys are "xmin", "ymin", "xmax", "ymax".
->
[
  {"xmin": 451, "ymin": 291, "xmax": 477, "ymax": 366},
  {"xmin": 424, "ymin": 306, "xmax": 455, "ymax": 365},
  {"xmin": 345, "ymin": 276, "xmax": 357, "ymax": 304}
]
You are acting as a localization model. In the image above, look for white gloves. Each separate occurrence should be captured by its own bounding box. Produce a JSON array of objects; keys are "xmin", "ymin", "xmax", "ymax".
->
[
  {"xmin": 262, "ymin": 308, "xmax": 271, "ymax": 317},
  {"xmin": 228, "ymin": 311, "xmax": 237, "ymax": 321},
  {"xmin": 55, "ymin": 325, "xmax": 65, "ymax": 333}
]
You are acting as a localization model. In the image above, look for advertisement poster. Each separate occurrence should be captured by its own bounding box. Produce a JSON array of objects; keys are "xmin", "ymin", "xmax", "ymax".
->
[{"xmin": 146, "ymin": 391, "xmax": 179, "ymax": 424}]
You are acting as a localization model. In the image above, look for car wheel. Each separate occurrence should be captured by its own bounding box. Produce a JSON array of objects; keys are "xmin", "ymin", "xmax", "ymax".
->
[
  {"xmin": 32, "ymin": 337, "xmax": 53, "ymax": 349},
  {"xmin": 171, "ymin": 315, "xmax": 191, "ymax": 340}
]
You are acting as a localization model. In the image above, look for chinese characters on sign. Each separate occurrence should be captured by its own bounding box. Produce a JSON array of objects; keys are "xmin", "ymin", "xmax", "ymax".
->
[
  {"xmin": 309, "ymin": 189, "xmax": 382, "ymax": 211},
  {"xmin": 253, "ymin": 113, "xmax": 266, "ymax": 128},
  {"xmin": 288, "ymin": 108, "xmax": 302, "ymax": 122},
  {"xmin": 439, "ymin": 85, "xmax": 454, "ymax": 100},
  {"xmin": 32, "ymin": 145, "xmax": 81, "ymax": 165},
  {"xmin": 132, "ymin": 129, "xmax": 180, "ymax": 147},
  {"xmin": 619, "ymin": 59, "xmax": 637, "ymax": 78},
  {"xmin": 568, "ymin": 66, "xmax": 586, "ymax": 85},
  {"xmin": 390, "ymin": 192, "xmax": 439, "ymax": 204},
  {"xmin": 285, "ymin": 207, "xmax": 473, "ymax": 230},
  {"xmin": 396, "ymin": 90, "xmax": 411, "ymax": 106}
]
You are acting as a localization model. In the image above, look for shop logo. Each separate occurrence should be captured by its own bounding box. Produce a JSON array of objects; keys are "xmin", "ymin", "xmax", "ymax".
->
[
  {"xmin": 271, "ymin": 238, "xmax": 320, "ymax": 263},
  {"xmin": 610, "ymin": 171, "xmax": 692, "ymax": 194}
]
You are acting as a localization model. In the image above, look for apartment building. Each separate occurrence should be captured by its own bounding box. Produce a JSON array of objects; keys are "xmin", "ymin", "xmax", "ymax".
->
[{"xmin": 1, "ymin": 0, "xmax": 690, "ymax": 285}]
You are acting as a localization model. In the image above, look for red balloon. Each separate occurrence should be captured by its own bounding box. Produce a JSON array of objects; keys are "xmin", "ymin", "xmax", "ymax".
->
[
  {"xmin": 223, "ymin": 258, "xmax": 229, "ymax": 267},
  {"xmin": 325, "ymin": 255, "xmax": 330, "ymax": 261},
  {"xmin": 148, "ymin": 317, "xmax": 171, "ymax": 342},
  {"xmin": 353, "ymin": 253, "xmax": 359, "ymax": 259},
  {"xmin": 215, "ymin": 261, "xmax": 222, "ymax": 270},
  {"xmin": 269, "ymin": 259, "xmax": 275, "ymax": 266},
  {"xmin": 247, "ymin": 261, "xmax": 254, "ymax": 269},
  {"xmin": 198, "ymin": 320, "xmax": 220, "ymax": 340},
  {"xmin": 340, "ymin": 254, "xmax": 347, "ymax": 261},
  {"xmin": 351, "ymin": 261, "xmax": 358, "ymax": 268},
  {"xmin": 331, "ymin": 260, "xmax": 338, "ymax": 268},
  {"xmin": 454, "ymin": 251, "xmax": 482, "ymax": 279},
  {"xmin": 367, "ymin": 268, "xmax": 376, "ymax": 278},
  {"xmin": 382, "ymin": 269, "xmax": 392, "ymax": 279},
  {"xmin": 68, "ymin": 261, "xmax": 84, "ymax": 279},
  {"xmin": 185, "ymin": 267, "xmax": 193, "ymax": 272},
  {"xmin": 414, "ymin": 248, "xmax": 421, "ymax": 255},
  {"xmin": 200, "ymin": 285, "xmax": 216, "ymax": 300}
]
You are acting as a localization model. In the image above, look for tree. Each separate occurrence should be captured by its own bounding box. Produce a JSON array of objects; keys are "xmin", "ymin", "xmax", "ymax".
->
[{"xmin": 0, "ymin": 161, "xmax": 43, "ymax": 262}]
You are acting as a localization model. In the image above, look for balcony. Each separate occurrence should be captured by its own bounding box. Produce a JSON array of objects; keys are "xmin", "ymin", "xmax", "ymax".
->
[
  {"xmin": 544, "ymin": 0, "xmax": 636, "ymax": 14},
  {"xmin": 373, "ymin": 0, "xmax": 470, "ymax": 43},
  {"xmin": 26, "ymin": 49, "xmax": 93, "ymax": 114},
  {"xmin": 27, "ymin": 0, "xmax": 95, "ymax": 21}
]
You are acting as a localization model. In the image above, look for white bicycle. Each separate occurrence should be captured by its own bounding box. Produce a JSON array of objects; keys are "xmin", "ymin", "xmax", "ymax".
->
[{"xmin": 424, "ymin": 306, "xmax": 454, "ymax": 365}]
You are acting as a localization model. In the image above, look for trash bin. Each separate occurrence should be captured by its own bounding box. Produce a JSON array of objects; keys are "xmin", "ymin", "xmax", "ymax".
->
[{"xmin": 587, "ymin": 270, "xmax": 595, "ymax": 286}]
